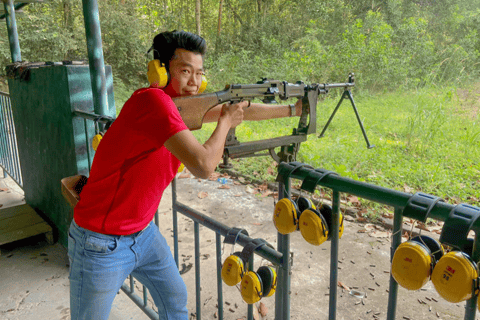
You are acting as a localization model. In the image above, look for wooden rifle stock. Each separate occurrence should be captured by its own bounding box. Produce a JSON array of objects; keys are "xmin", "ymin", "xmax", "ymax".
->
[{"xmin": 173, "ymin": 92, "xmax": 221, "ymax": 131}]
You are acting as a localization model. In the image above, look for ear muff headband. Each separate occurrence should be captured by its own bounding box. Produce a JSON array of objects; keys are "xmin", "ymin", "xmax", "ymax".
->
[
  {"xmin": 431, "ymin": 251, "xmax": 479, "ymax": 303},
  {"xmin": 221, "ymin": 253, "xmax": 245, "ymax": 286},
  {"xmin": 147, "ymin": 59, "xmax": 207, "ymax": 93},
  {"xmin": 273, "ymin": 198, "xmax": 299, "ymax": 235},
  {"xmin": 296, "ymin": 196, "xmax": 316, "ymax": 212}
]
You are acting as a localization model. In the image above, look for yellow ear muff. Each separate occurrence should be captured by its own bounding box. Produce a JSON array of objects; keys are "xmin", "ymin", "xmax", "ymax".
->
[
  {"xmin": 240, "ymin": 271, "xmax": 263, "ymax": 304},
  {"xmin": 273, "ymin": 198, "xmax": 299, "ymax": 235},
  {"xmin": 221, "ymin": 253, "xmax": 245, "ymax": 287},
  {"xmin": 92, "ymin": 133, "xmax": 103, "ymax": 151},
  {"xmin": 298, "ymin": 208, "xmax": 329, "ymax": 246},
  {"xmin": 178, "ymin": 163, "xmax": 185, "ymax": 173},
  {"xmin": 257, "ymin": 266, "xmax": 277, "ymax": 298},
  {"xmin": 198, "ymin": 74, "xmax": 207, "ymax": 94},
  {"xmin": 392, "ymin": 241, "xmax": 433, "ymax": 290},
  {"xmin": 391, "ymin": 236, "xmax": 443, "ymax": 291},
  {"xmin": 147, "ymin": 59, "xmax": 208, "ymax": 93},
  {"xmin": 298, "ymin": 204, "xmax": 343, "ymax": 246},
  {"xmin": 431, "ymin": 251, "xmax": 479, "ymax": 303},
  {"xmin": 147, "ymin": 60, "xmax": 169, "ymax": 88}
]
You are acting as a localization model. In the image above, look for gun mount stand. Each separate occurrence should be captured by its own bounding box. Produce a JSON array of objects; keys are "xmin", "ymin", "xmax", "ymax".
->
[{"xmin": 319, "ymin": 76, "xmax": 375, "ymax": 149}]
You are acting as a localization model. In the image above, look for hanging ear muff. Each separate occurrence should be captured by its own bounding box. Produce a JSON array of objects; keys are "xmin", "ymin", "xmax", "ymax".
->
[
  {"xmin": 221, "ymin": 252, "xmax": 246, "ymax": 287},
  {"xmin": 298, "ymin": 204, "xmax": 343, "ymax": 246},
  {"xmin": 147, "ymin": 60, "xmax": 169, "ymax": 88},
  {"xmin": 256, "ymin": 266, "xmax": 277, "ymax": 298},
  {"xmin": 431, "ymin": 250, "xmax": 479, "ymax": 303},
  {"xmin": 391, "ymin": 235, "xmax": 443, "ymax": 291},
  {"xmin": 240, "ymin": 270, "xmax": 263, "ymax": 304},
  {"xmin": 240, "ymin": 266, "xmax": 277, "ymax": 304},
  {"xmin": 273, "ymin": 198, "xmax": 300, "ymax": 235},
  {"xmin": 298, "ymin": 208, "xmax": 329, "ymax": 246},
  {"xmin": 92, "ymin": 132, "xmax": 103, "ymax": 151}
]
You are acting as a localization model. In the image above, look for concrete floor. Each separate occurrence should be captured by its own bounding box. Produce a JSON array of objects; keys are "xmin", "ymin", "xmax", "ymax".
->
[{"xmin": 0, "ymin": 174, "xmax": 151, "ymax": 320}]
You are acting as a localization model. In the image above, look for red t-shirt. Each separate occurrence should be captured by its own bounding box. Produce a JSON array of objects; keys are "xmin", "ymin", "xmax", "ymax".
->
[{"xmin": 74, "ymin": 88, "xmax": 188, "ymax": 235}]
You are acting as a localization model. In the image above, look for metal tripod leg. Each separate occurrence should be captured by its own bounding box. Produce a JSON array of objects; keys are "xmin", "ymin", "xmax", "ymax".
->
[{"xmin": 319, "ymin": 89, "xmax": 375, "ymax": 149}]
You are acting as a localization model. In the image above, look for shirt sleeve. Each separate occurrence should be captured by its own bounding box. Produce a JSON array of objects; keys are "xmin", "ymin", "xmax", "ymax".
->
[{"xmin": 129, "ymin": 88, "xmax": 188, "ymax": 147}]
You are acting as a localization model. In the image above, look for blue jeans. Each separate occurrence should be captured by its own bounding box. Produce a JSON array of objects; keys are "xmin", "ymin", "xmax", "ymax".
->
[{"xmin": 67, "ymin": 219, "xmax": 188, "ymax": 320}]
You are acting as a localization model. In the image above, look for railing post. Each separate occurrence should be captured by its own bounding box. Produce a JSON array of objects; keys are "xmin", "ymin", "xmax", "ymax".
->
[
  {"xmin": 386, "ymin": 207, "xmax": 403, "ymax": 320},
  {"xmin": 275, "ymin": 180, "xmax": 291, "ymax": 320},
  {"xmin": 328, "ymin": 190, "xmax": 340, "ymax": 320},
  {"xmin": 81, "ymin": 0, "xmax": 109, "ymax": 118},
  {"xmin": 3, "ymin": 0, "xmax": 21, "ymax": 62},
  {"xmin": 194, "ymin": 221, "xmax": 201, "ymax": 320},
  {"xmin": 216, "ymin": 233, "xmax": 224, "ymax": 320},
  {"xmin": 172, "ymin": 177, "xmax": 179, "ymax": 267}
]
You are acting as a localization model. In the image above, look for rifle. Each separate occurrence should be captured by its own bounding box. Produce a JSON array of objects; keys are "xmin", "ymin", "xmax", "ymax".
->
[{"xmin": 173, "ymin": 73, "xmax": 373, "ymax": 166}]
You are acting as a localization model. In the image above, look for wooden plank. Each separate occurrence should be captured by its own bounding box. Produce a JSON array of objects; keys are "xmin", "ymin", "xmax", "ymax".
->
[
  {"xmin": 0, "ymin": 222, "xmax": 52, "ymax": 246},
  {"xmin": 0, "ymin": 210, "xmax": 45, "ymax": 232},
  {"xmin": 0, "ymin": 204, "xmax": 37, "ymax": 221}
]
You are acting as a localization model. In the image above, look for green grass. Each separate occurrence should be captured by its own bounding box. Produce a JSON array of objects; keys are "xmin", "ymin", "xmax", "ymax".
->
[
  {"xmin": 192, "ymin": 84, "xmax": 480, "ymax": 207},
  {"xmin": 114, "ymin": 83, "xmax": 480, "ymax": 209}
]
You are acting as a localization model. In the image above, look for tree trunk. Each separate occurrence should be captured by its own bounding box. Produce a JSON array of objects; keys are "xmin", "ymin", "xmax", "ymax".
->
[
  {"xmin": 195, "ymin": 0, "xmax": 201, "ymax": 35},
  {"xmin": 216, "ymin": 0, "xmax": 224, "ymax": 53}
]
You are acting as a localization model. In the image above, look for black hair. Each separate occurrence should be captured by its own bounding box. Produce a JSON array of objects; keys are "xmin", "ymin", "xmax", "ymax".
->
[{"xmin": 152, "ymin": 30, "xmax": 206, "ymax": 70}]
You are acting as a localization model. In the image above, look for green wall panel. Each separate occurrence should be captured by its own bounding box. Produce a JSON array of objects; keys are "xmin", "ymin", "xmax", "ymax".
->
[{"xmin": 8, "ymin": 65, "xmax": 115, "ymax": 247}]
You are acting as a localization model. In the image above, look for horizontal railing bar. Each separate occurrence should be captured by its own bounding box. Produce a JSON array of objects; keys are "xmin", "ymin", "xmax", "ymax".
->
[
  {"xmin": 287, "ymin": 166, "xmax": 455, "ymax": 222},
  {"xmin": 173, "ymin": 201, "xmax": 283, "ymax": 265},
  {"xmin": 73, "ymin": 110, "xmax": 115, "ymax": 124}
]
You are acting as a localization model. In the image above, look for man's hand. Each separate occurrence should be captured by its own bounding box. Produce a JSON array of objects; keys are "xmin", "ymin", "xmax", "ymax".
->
[{"xmin": 219, "ymin": 101, "xmax": 248, "ymax": 128}]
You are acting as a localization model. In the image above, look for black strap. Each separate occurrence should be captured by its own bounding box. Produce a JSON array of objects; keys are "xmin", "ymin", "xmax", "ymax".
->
[
  {"xmin": 300, "ymin": 168, "xmax": 338, "ymax": 193},
  {"xmin": 402, "ymin": 192, "xmax": 443, "ymax": 223},
  {"xmin": 440, "ymin": 203, "xmax": 480, "ymax": 250},
  {"xmin": 239, "ymin": 238, "xmax": 270, "ymax": 262},
  {"xmin": 275, "ymin": 161, "xmax": 313, "ymax": 184},
  {"xmin": 224, "ymin": 227, "xmax": 249, "ymax": 245}
]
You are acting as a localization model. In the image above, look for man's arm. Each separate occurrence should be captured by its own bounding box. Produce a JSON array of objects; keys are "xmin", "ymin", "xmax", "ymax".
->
[
  {"xmin": 164, "ymin": 101, "xmax": 247, "ymax": 179},
  {"xmin": 202, "ymin": 99, "xmax": 303, "ymax": 123}
]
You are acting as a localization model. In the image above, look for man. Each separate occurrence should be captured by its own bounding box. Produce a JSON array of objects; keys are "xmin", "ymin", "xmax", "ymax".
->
[{"xmin": 68, "ymin": 30, "xmax": 302, "ymax": 320}]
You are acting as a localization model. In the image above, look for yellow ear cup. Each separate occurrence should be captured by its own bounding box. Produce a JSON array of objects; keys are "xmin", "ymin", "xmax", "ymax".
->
[
  {"xmin": 257, "ymin": 266, "xmax": 277, "ymax": 298},
  {"xmin": 298, "ymin": 209, "xmax": 329, "ymax": 246},
  {"xmin": 431, "ymin": 251, "xmax": 478, "ymax": 303},
  {"xmin": 198, "ymin": 74, "xmax": 207, "ymax": 94},
  {"xmin": 273, "ymin": 198, "xmax": 299, "ymax": 235},
  {"xmin": 338, "ymin": 213, "xmax": 345, "ymax": 239},
  {"xmin": 391, "ymin": 241, "xmax": 433, "ymax": 290},
  {"xmin": 178, "ymin": 163, "xmax": 185, "ymax": 173},
  {"xmin": 92, "ymin": 133, "xmax": 103, "ymax": 151},
  {"xmin": 221, "ymin": 254, "xmax": 245, "ymax": 286},
  {"xmin": 240, "ymin": 271, "xmax": 263, "ymax": 304},
  {"xmin": 147, "ymin": 60, "xmax": 169, "ymax": 88}
]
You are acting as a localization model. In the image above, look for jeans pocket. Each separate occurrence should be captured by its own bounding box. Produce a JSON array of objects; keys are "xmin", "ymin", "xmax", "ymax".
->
[{"xmin": 84, "ymin": 235, "xmax": 118, "ymax": 255}]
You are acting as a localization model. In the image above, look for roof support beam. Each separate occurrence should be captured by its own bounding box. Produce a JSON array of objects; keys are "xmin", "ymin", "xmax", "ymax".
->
[
  {"xmin": 3, "ymin": 0, "xmax": 21, "ymax": 62},
  {"xmin": 82, "ymin": 0, "xmax": 108, "ymax": 118}
]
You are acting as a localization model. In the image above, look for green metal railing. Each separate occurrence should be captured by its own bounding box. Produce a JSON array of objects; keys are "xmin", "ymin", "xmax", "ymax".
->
[
  {"xmin": 0, "ymin": 91, "xmax": 22, "ymax": 187},
  {"xmin": 276, "ymin": 161, "xmax": 480, "ymax": 320}
]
